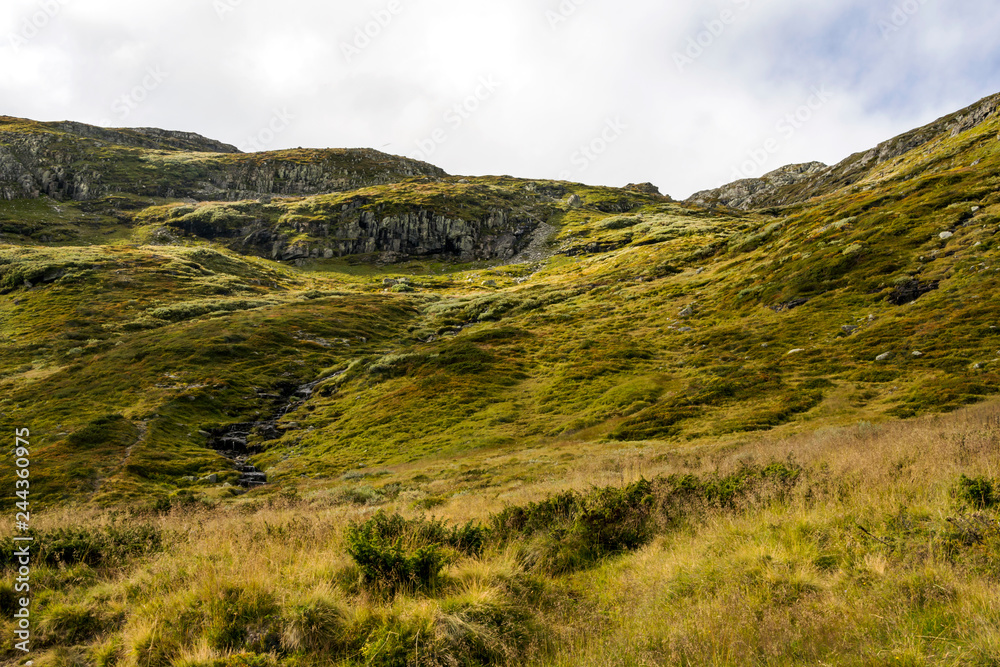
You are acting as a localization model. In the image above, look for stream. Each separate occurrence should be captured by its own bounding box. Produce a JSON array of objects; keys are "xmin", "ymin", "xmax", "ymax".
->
[{"xmin": 206, "ymin": 372, "xmax": 339, "ymax": 488}]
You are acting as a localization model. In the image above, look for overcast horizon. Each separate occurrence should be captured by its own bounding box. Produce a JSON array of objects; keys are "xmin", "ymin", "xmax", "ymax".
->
[{"xmin": 2, "ymin": 0, "xmax": 1000, "ymax": 199}]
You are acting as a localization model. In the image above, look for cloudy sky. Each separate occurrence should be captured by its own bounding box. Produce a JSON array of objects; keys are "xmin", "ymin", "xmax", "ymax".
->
[{"xmin": 2, "ymin": 0, "xmax": 1000, "ymax": 198}]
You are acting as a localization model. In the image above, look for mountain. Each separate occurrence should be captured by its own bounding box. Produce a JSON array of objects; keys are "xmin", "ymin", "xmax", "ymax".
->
[
  {"xmin": 1, "ymin": 96, "xmax": 999, "ymax": 501},
  {"xmin": 0, "ymin": 96, "xmax": 999, "ymax": 666},
  {"xmin": 688, "ymin": 91, "xmax": 1000, "ymax": 210}
]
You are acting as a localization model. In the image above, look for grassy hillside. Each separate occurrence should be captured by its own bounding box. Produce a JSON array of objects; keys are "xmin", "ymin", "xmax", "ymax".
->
[
  {"xmin": 0, "ymin": 401, "xmax": 997, "ymax": 665},
  {"xmin": 0, "ymin": 99, "xmax": 999, "ymax": 665}
]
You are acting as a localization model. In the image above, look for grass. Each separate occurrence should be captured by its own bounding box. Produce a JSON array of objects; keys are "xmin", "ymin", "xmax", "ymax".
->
[{"xmin": 1, "ymin": 399, "xmax": 997, "ymax": 665}]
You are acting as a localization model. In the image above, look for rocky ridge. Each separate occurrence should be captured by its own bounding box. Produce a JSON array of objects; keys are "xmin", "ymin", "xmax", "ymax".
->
[
  {"xmin": 0, "ymin": 116, "xmax": 446, "ymax": 201},
  {"xmin": 688, "ymin": 91, "xmax": 1000, "ymax": 210}
]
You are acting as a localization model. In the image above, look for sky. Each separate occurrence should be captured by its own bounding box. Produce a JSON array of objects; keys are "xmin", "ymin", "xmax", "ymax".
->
[{"xmin": 2, "ymin": 0, "xmax": 1000, "ymax": 199}]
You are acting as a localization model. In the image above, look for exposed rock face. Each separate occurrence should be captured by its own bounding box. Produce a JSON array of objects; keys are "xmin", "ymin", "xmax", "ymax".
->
[
  {"xmin": 188, "ymin": 151, "xmax": 445, "ymax": 201},
  {"xmin": 688, "ymin": 92, "xmax": 1000, "ymax": 210},
  {"xmin": 47, "ymin": 121, "xmax": 241, "ymax": 153},
  {"xmin": 624, "ymin": 182, "xmax": 664, "ymax": 196},
  {"xmin": 250, "ymin": 208, "xmax": 536, "ymax": 263},
  {"xmin": 0, "ymin": 117, "xmax": 446, "ymax": 201},
  {"xmin": 887, "ymin": 280, "xmax": 939, "ymax": 306},
  {"xmin": 687, "ymin": 162, "xmax": 827, "ymax": 210}
]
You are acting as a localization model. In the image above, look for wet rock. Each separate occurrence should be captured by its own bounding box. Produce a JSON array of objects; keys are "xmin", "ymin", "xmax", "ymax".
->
[
  {"xmin": 887, "ymin": 280, "xmax": 939, "ymax": 306},
  {"xmin": 771, "ymin": 298, "xmax": 809, "ymax": 313}
]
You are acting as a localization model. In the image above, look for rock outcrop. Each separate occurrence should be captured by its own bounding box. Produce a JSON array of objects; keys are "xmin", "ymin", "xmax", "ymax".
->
[
  {"xmin": 688, "ymin": 91, "xmax": 1000, "ymax": 210},
  {"xmin": 0, "ymin": 116, "xmax": 445, "ymax": 201},
  {"xmin": 205, "ymin": 207, "xmax": 540, "ymax": 264}
]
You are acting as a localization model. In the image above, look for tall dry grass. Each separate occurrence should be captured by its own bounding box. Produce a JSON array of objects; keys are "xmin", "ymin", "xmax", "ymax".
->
[{"xmin": 1, "ymin": 401, "xmax": 997, "ymax": 666}]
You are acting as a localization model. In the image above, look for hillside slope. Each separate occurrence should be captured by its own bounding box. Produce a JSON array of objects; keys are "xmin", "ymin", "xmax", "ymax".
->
[
  {"xmin": 0, "ymin": 99, "xmax": 998, "ymax": 507},
  {"xmin": 1, "ymin": 99, "xmax": 1000, "ymax": 667},
  {"xmin": 688, "ymin": 91, "xmax": 1000, "ymax": 210}
]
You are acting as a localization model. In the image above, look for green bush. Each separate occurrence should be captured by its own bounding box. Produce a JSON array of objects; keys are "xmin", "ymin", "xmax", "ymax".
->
[
  {"xmin": 337, "ymin": 485, "xmax": 386, "ymax": 506},
  {"xmin": 360, "ymin": 616, "xmax": 428, "ymax": 666},
  {"xmin": 956, "ymin": 475, "xmax": 996, "ymax": 509},
  {"xmin": 344, "ymin": 512, "xmax": 486, "ymax": 574},
  {"xmin": 0, "ymin": 579, "xmax": 14, "ymax": 615},
  {"xmin": 659, "ymin": 462, "xmax": 801, "ymax": 511},
  {"xmin": 489, "ymin": 467, "xmax": 801, "ymax": 574},
  {"xmin": 0, "ymin": 523, "xmax": 163, "ymax": 569},
  {"xmin": 344, "ymin": 512, "xmax": 449, "ymax": 594},
  {"xmin": 434, "ymin": 596, "xmax": 537, "ymax": 665},
  {"xmin": 491, "ymin": 479, "xmax": 656, "ymax": 574}
]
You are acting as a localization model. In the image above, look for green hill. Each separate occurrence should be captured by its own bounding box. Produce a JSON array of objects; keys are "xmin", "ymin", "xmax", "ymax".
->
[{"xmin": 1, "ymin": 97, "xmax": 999, "ymax": 665}]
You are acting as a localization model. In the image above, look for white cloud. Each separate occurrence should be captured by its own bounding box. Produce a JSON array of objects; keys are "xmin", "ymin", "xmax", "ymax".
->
[{"xmin": 1, "ymin": 0, "xmax": 998, "ymax": 197}]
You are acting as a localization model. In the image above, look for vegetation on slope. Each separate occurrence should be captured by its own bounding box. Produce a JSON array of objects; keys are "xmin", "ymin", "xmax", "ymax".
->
[
  {"xmin": 1, "ymin": 401, "xmax": 997, "ymax": 665},
  {"xmin": 0, "ymin": 98, "xmax": 999, "ymax": 665}
]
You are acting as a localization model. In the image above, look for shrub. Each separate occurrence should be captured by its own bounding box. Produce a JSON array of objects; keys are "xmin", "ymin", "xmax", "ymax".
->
[
  {"xmin": 491, "ymin": 480, "xmax": 656, "ymax": 574},
  {"xmin": 0, "ymin": 580, "xmax": 15, "ymax": 615},
  {"xmin": 433, "ymin": 595, "xmax": 537, "ymax": 665},
  {"xmin": 344, "ymin": 513, "xmax": 448, "ymax": 594},
  {"xmin": 0, "ymin": 522, "xmax": 163, "ymax": 569},
  {"xmin": 658, "ymin": 461, "xmax": 801, "ymax": 512},
  {"xmin": 956, "ymin": 475, "xmax": 996, "ymax": 509},
  {"xmin": 343, "ymin": 512, "xmax": 488, "ymax": 594},
  {"xmin": 360, "ymin": 615, "xmax": 430, "ymax": 666},
  {"xmin": 337, "ymin": 485, "xmax": 386, "ymax": 506}
]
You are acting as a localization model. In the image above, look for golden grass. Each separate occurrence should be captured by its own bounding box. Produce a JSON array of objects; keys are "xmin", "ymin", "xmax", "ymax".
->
[{"xmin": 2, "ymin": 401, "xmax": 999, "ymax": 666}]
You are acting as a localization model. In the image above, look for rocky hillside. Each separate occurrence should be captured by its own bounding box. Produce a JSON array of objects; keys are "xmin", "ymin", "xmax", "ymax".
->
[
  {"xmin": 688, "ymin": 91, "xmax": 1000, "ymax": 210},
  {"xmin": 0, "ymin": 116, "xmax": 445, "ymax": 202},
  {"xmin": 3, "ymin": 96, "xmax": 1000, "ymax": 667},
  {"xmin": 0, "ymin": 94, "xmax": 998, "ymax": 508}
]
